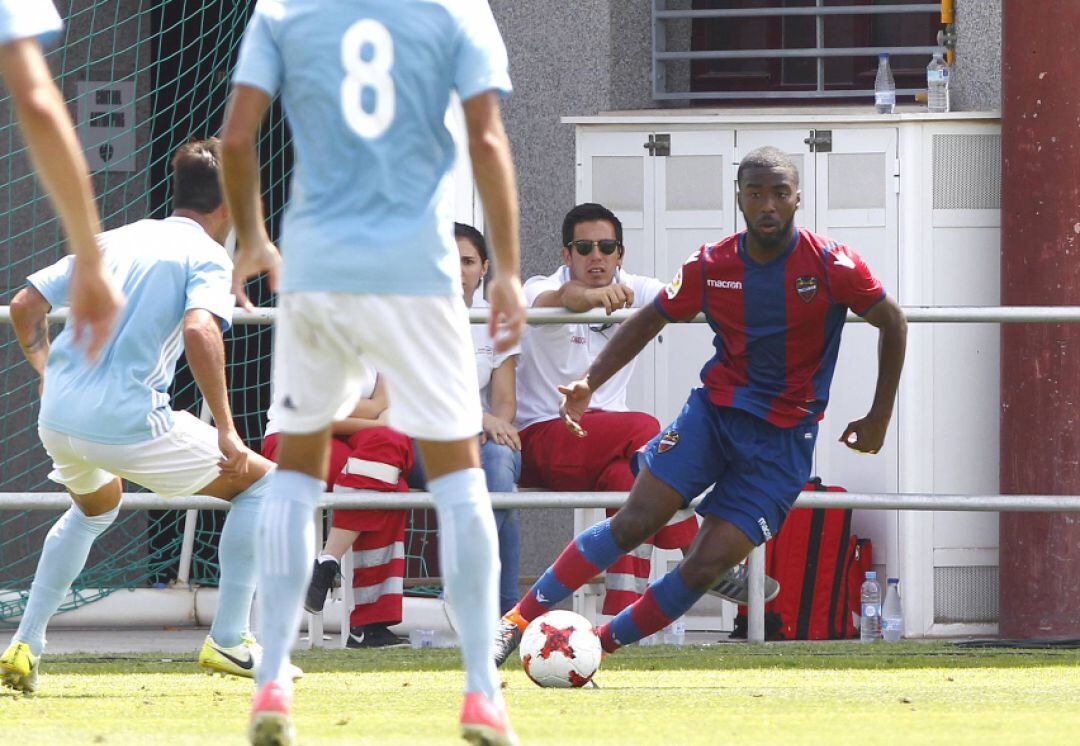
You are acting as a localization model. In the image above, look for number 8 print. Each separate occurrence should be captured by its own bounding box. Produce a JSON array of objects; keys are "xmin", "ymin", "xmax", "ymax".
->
[{"xmin": 340, "ymin": 19, "xmax": 395, "ymax": 139}]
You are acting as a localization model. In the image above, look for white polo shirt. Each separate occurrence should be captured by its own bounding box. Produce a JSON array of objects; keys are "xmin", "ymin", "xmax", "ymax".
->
[
  {"xmin": 471, "ymin": 293, "xmax": 520, "ymax": 414},
  {"xmin": 515, "ymin": 266, "xmax": 664, "ymax": 430}
]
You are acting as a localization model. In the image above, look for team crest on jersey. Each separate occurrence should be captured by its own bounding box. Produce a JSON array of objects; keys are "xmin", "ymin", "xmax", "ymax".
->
[
  {"xmin": 657, "ymin": 429, "xmax": 679, "ymax": 453},
  {"xmin": 665, "ymin": 267, "xmax": 683, "ymax": 300},
  {"xmin": 795, "ymin": 276, "xmax": 819, "ymax": 304}
]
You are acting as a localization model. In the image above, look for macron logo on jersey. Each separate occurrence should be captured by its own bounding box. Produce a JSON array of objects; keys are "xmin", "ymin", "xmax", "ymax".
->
[{"xmin": 707, "ymin": 278, "xmax": 743, "ymax": 290}]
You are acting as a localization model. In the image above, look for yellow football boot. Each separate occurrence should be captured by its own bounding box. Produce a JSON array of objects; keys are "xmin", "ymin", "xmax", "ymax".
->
[
  {"xmin": 0, "ymin": 641, "xmax": 40, "ymax": 693},
  {"xmin": 198, "ymin": 634, "xmax": 303, "ymax": 680}
]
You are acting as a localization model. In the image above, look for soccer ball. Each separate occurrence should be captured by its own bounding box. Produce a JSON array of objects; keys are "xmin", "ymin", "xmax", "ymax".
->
[{"xmin": 518, "ymin": 610, "xmax": 602, "ymax": 688}]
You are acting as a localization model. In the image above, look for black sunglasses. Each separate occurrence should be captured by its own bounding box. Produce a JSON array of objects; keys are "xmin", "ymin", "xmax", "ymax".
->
[{"xmin": 567, "ymin": 239, "xmax": 621, "ymax": 256}]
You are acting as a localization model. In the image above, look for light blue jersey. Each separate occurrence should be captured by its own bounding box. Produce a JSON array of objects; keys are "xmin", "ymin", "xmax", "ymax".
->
[
  {"xmin": 232, "ymin": 0, "xmax": 511, "ymax": 296},
  {"xmin": 28, "ymin": 217, "xmax": 235, "ymax": 444},
  {"xmin": 0, "ymin": 0, "xmax": 62, "ymax": 47}
]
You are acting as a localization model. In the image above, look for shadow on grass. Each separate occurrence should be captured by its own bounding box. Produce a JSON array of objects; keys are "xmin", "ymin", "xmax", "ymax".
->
[{"xmin": 38, "ymin": 642, "xmax": 1080, "ymax": 678}]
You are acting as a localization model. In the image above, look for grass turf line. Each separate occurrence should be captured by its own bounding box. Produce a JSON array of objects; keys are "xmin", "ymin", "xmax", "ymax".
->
[{"xmin": 2, "ymin": 642, "xmax": 1078, "ymax": 745}]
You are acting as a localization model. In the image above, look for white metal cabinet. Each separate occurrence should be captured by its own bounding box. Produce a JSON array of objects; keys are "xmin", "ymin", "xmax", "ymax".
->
[{"xmin": 570, "ymin": 110, "xmax": 1002, "ymax": 636}]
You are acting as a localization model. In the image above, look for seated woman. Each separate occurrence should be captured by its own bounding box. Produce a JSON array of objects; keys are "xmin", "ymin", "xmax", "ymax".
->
[
  {"xmin": 263, "ymin": 365, "xmax": 415, "ymax": 648},
  {"xmin": 458, "ymin": 222, "xmax": 523, "ymax": 614},
  {"xmin": 410, "ymin": 224, "xmax": 523, "ymax": 615}
]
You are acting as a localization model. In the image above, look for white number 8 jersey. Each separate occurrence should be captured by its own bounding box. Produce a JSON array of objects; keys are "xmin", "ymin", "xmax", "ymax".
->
[{"xmin": 232, "ymin": 0, "xmax": 511, "ymax": 297}]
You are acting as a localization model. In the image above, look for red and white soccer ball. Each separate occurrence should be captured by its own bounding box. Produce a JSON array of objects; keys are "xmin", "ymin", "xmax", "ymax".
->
[{"xmin": 519, "ymin": 609, "xmax": 602, "ymax": 688}]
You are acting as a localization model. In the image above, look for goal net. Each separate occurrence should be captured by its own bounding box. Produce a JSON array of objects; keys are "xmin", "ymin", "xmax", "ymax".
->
[{"xmin": 0, "ymin": 1, "xmax": 440, "ymax": 628}]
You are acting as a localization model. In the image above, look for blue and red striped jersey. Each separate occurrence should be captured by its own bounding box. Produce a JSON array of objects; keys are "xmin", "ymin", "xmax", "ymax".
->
[{"xmin": 655, "ymin": 228, "xmax": 885, "ymax": 428}]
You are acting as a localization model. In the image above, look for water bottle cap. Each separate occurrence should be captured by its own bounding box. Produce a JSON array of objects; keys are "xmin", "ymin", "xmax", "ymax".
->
[
  {"xmin": 865, "ymin": 571, "xmax": 877, "ymax": 579},
  {"xmin": 879, "ymin": 53, "xmax": 889, "ymax": 60},
  {"xmin": 888, "ymin": 577, "xmax": 899, "ymax": 584}
]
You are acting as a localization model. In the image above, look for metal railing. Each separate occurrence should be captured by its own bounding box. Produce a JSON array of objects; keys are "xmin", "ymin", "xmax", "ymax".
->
[
  {"xmin": 2, "ymin": 490, "xmax": 1079, "ymax": 645},
  {"xmin": 4, "ymin": 302, "xmax": 1079, "ymax": 642},
  {"xmin": 8, "ymin": 304, "xmax": 1080, "ymax": 327},
  {"xmin": 652, "ymin": 0, "xmax": 946, "ymax": 102}
]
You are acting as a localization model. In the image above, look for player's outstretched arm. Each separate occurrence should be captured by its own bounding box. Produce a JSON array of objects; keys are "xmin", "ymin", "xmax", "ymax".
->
[
  {"xmin": 9, "ymin": 285, "xmax": 52, "ymax": 379},
  {"xmin": 559, "ymin": 303, "xmax": 669, "ymax": 436},
  {"xmin": 220, "ymin": 84, "xmax": 280, "ymax": 310},
  {"xmin": 840, "ymin": 294, "xmax": 907, "ymax": 454},
  {"xmin": 463, "ymin": 91, "xmax": 524, "ymax": 352},
  {"xmin": 0, "ymin": 38, "xmax": 122, "ymax": 362},
  {"xmin": 183, "ymin": 309, "xmax": 248, "ymax": 475}
]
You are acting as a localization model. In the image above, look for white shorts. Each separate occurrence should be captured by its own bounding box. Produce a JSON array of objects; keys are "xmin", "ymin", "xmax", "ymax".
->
[
  {"xmin": 272, "ymin": 292, "xmax": 482, "ymax": 441},
  {"xmin": 39, "ymin": 411, "xmax": 223, "ymax": 497}
]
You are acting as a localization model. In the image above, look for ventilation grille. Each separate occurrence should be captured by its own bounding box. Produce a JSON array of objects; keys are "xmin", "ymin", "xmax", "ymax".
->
[
  {"xmin": 934, "ymin": 565, "xmax": 999, "ymax": 623},
  {"xmin": 932, "ymin": 134, "xmax": 1001, "ymax": 210}
]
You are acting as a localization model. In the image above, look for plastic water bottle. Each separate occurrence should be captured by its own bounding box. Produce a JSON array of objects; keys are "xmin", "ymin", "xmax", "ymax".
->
[
  {"xmin": 882, "ymin": 577, "xmax": 904, "ymax": 642},
  {"xmin": 926, "ymin": 53, "xmax": 950, "ymax": 113},
  {"xmin": 409, "ymin": 629, "xmax": 435, "ymax": 649},
  {"xmin": 859, "ymin": 571, "xmax": 881, "ymax": 641},
  {"xmin": 662, "ymin": 618, "xmax": 686, "ymax": 646},
  {"xmin": 874, "ymin": 53, "xmax": 896, "ymax": 114}
]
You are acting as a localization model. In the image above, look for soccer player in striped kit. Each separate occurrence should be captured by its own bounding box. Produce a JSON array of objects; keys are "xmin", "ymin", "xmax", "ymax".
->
[
  {"xmin": 222, "ymin": 1, "xmax": 524, "ymax": 744},
  {"xmin": 493, "ymin": 146, "xmax": 907, "ymax": 666}
]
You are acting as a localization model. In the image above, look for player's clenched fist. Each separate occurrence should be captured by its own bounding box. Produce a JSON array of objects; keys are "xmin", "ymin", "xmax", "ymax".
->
[{"xmin": 585, "ymin": 283, "xmax": 634, "ymax": 314}]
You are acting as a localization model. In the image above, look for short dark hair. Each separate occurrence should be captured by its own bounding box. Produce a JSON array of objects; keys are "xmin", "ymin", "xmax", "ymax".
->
[
  {"xmin": 171, "ymin": 138, "xmax": 223, "ymax": 214},
  {"xmin": 737, "ymin": 146, "xmax": 800, "ymax": 188},
  {"xmin": 454, "ymin": 222, "xmax": 487, "ymax": 263},
  {"xmin": 561, "ymin": 202, "xmax": 623, "ymax": 247}
]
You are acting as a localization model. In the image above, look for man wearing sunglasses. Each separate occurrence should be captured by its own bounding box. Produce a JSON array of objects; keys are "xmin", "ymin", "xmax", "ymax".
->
[{"xmin": 508, "ymin": 203, "xmax": 752, "ymax": 631}]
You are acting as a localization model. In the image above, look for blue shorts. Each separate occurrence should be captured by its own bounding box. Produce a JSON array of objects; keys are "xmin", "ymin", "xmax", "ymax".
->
[{"xmin": 634, "ymin": 388, "xmax": 817, "ymax": 545}]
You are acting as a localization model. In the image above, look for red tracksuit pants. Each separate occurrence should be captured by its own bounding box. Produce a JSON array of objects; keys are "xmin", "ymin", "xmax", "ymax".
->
[{"xmin": 262, "ymin": 427, "xmax": 414, "ymax": 627}]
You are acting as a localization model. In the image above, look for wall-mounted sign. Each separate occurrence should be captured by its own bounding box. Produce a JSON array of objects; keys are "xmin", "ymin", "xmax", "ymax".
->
[{"xmin": 76, "ymin": 80, "xmax": 136, "ymax": 173}]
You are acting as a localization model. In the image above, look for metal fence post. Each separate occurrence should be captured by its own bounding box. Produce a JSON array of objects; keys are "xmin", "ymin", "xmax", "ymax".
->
[
  {"xmin": 175, "ymin": 401, "xmax": 214, "ymax": 586},
  {"xmin": 748, "ymin": 545, "xmax": 766, "ymax": 643}
]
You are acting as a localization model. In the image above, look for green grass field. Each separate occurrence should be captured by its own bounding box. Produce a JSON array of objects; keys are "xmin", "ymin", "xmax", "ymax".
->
[{"xmin": 3, "ymin": 642, "xmax": 1079, "ymax": 745}]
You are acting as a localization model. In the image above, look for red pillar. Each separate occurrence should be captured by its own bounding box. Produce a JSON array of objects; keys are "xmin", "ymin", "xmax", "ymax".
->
[{"xmin": 999, "ymin": 0, "xmax": 1080, "ymax": 638}]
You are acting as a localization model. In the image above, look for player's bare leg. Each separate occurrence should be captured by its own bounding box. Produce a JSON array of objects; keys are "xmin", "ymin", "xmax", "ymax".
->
[
  {"xmin": 609, "ymin": 468, "xmax": 686, "ymax": 549},
  {"xmin": 416, "ymin": 437, "xmax": 516, "ymax": 746}
]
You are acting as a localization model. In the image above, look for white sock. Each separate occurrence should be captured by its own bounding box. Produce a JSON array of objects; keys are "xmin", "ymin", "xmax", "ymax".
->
[
  {"xmin": 209, "ymin": 471, "xmax": 272, "ymax": 648},
  {"xmin": 14, "ymin": 504, "xmax": 119, "ymax": 656},
  {"xmin": 429, "ymin": 467, "xmax": 500, "ymax": 700},
  {"xmin": 318, "ymin": 554, "xmax": 338, "ymax": 565},
  {"xmin": 255, "ymin": 469, "xmax": 322, "ymax": 690}
]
